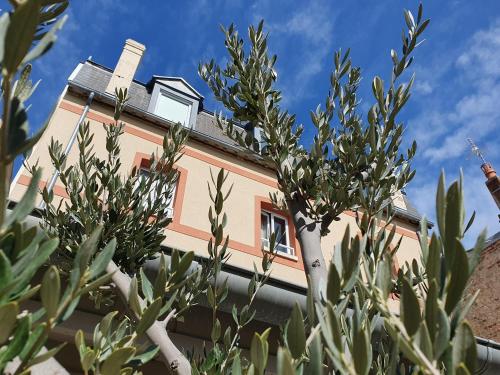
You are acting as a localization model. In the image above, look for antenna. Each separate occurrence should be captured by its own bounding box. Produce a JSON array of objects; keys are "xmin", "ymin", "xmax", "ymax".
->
[{"xmin": 467, "ymin": 138, "xmax": 487, "ymax": 165}]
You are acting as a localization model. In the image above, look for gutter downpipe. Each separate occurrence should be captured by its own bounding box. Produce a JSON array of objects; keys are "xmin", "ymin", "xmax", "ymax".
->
[{"xmin": 39, "ymin": 92, "xmax": 95, "ymax": 209}]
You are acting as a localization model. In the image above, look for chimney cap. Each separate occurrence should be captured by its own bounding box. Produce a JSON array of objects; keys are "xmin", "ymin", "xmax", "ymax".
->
[
  {"xmin": 481, "ymin": 162, "xmax": 497, "ymax": 180},
  {"xmin": 125, "ymin": 39, "xmax": 146, "ymax": 52}
]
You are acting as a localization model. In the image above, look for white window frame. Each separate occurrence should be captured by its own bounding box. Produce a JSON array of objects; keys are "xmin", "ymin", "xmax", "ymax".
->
[
  {"xmin": 254, "ymin": 127, "xmax": 267, "ymax": 154},
  {"xmin": 260, "ymin": 210, "xmax": 295, "ymax": 257},
  {"xmin": 153, "ymin": 91, "xmax": 192, "ymax": 127},
  {"xmin": 135, "ymin": 168, "xmax": 176, "ymax": 218}
]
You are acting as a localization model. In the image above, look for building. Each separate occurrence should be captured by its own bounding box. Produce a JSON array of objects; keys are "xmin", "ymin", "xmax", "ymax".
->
[
  {"xmin": 9, "ymin": 40, "xmax": 428, "ymax": 373},
  {"xmin": 467, "ymin": 232, "xmax": 500, "ymax": 342},
  {"xmin": 467, "ymin": 159, "xmax": 500, "ymax": 342}
]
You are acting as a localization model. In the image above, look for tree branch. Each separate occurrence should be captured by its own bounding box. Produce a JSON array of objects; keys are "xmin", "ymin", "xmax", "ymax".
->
[
  {"xmin": 106, "ymin": 261, "xmax": 191, "ymax": 375},
  {"xmin": 5, "ymin": 347, "xmax": 70, "ymax": 375}
]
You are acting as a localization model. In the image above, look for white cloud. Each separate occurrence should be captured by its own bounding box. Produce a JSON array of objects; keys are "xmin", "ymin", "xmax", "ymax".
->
[
  {"xmin": 407, "ymin": 18, "xmax": 500, "ymax": 243},
  {"xmin": 411, "ymin": 19, "xmax": 500, "ymax": 164},
  {"xmin": 414, "ymin": 80, "xmax": 433, "ymax": 95},
  {"xmin": 251, "ymin": 0, "xmax": 337, "ymax": 105}
]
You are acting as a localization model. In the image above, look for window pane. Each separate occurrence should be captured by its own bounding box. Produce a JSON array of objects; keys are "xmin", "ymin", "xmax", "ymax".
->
[
  {"xmin": 273, "ymin": 216, "xmax": 287, "ymax": 246},
  {"xmin": 155, "ymin": 93, "xmax": 191, "ymax": 126},
  {"xmin": 136, "ymin": 168, "xmax": 175, "ymax": 212},
  {"xmin": 277, "ymin": 244, "xmax": 290, "ymax": 254},
  {"xmin": 261, "ymin": 213, "xmax": 270, "ymax": 240}
]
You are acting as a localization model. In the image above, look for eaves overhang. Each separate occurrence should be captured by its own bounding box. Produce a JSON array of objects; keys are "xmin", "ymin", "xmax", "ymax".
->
[
  {"xmin": 66, "ymin": 81, "xmax": 274, "ymax": 170},
  {"xmin": 394, "ymin": 206, "xmax": 434, "ymax": 228}
]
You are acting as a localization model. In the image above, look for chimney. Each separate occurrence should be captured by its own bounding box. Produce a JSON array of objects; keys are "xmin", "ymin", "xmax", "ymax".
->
[
  {"xmin": 481, "ymin": 163, "xmax": 500, "ymax": 211},
  {"xmin": 105, "ymin": 39, "xmax": 145, "ymax": 95}
]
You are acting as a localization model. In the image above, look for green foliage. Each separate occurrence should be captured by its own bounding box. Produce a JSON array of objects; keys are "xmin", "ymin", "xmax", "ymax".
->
[
  {"xmin": 200, "ymin": 4, "xmax": 484, "ymax": 375},
  {"xmin": 190, "ymin": 169, "xmax": 276, "ymax": 374},
  {"xmin": 35, "ymin": 92, "xmax": 188, "ymax": 273},
  {"xmin": 46, "ymin": 163, "xmax": 247, "ymax": 374},
  {"xmin": 0, "ymin": 1, "xmax": 487, "ymax": 374},
  {"xmin": 287, "ymin": 304, "xmax": 306, "ymax": 360},
  {"xmin": 260, "ymin": 174, "xmax": 481, "ymax": 375},
  {"xmin": 0, "ymin": 190, "xmax": 118, "ymax": 374},
  {"xmin": 199, "ymin": 8, "xmax": 424, "ymax": 240},
  {"xmin": 1, "ymin": 2, "xmax": 196, "ymax": 373},
  {"xmin": 200, "ymin": 0, "xmax": 428, "ymax": 310},
  {"xmin": 74, "ymin": 311, "xmax": 159, "ymax": 375},
  {"xmin": 0, "ymin": 1, "xmax": 121, "ymax": 373}
]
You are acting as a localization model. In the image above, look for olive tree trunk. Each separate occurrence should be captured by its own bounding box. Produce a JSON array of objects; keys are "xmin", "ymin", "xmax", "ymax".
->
[{"xmin": 287, "ymin": 196, "xmax": 328, "ymax": 303}]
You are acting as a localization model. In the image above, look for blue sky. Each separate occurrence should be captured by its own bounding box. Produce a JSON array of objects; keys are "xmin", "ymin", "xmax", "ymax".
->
[{"xmin": 5, "ymin": 0, "xmax": 500, "ymax": 244}]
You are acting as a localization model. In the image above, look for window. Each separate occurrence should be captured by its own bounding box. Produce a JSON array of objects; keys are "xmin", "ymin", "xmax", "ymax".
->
[
  {"xmin": 154, "ymin": 92, "xmax": 191, "ymax": 126},
  {"xmin": 135, "ymin": 168, "xmax": 176, "ymax": 217},
  {"xmin": 243, "ymin": 122, "xmax": 267, "ymax": 154},
  {"xmin": 254, "ymin": 127, "xmax": 267, "ymax": 154},
  {"xmin": 260, "ymin": 210, "xmax": 294, "ymax": 256}
]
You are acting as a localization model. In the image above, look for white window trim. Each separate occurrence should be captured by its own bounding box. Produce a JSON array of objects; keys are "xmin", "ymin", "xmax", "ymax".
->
[
  {"xmin": 135, "ymin": 168, "xmax": 176, "ymax": 218},
  {"xmin": 261, "ymin": 209, "xmax": 296, "ymax": 258},
  {"xmin": 147, "ymin": 80, "xmax": 201, "ymax": 130},
  {"xmin": 262, "ymin": 245, "xmax": 298, "ymax": 261},
  {"xmin": 254, "ymin": 127, "xmax": 268, "ymax": 154}
]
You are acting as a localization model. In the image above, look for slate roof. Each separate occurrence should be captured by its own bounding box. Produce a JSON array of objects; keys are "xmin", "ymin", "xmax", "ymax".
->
[
  {"xmin": 402, "ymin": 193, "xmax": 423, "ymax": 221},
  {"xmin": 71, "ymin": 61, "xmax": 237, "ymax": 146},
  {"xmin": 68, "ymin": 60, "xmax": 424, "ymax": 223},
  {"xmin": 486, "ymin": 231, "xmax": 500, "ymax": 246}
]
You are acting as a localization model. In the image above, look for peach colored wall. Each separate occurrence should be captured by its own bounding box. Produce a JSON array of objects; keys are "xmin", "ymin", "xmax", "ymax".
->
[{"xmin": 10, "ymin": 92, "xmax": 422, "ymax": 288}]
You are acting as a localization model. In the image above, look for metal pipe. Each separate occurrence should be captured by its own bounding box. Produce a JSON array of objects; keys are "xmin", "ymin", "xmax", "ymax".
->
[{"xmin": 39, "ymin": 91, "xmax": 95, "ymax": 209}]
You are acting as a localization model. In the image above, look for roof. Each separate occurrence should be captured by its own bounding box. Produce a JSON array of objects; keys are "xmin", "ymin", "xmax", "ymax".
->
[
  {"xmin": 71, "ymin": 61, "xmax": 237, "ymax": 146},
  {"xmin": 68, "ymin": 60, "xmax": 424, "ymax": 223},
  {"xmin": 486, "ymin": 231, "xmax": 500, "ymax": 246},
  {"xmin": 402, "ymin": 194, "xmax": 420, "ymax": 218}
]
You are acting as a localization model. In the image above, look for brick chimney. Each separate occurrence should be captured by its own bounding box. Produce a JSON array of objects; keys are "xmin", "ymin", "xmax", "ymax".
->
[
  {"xmin": 481, "ymin": 162, "xmax": 500, "ymax": 211},
  {"xmin": 105, "ymin": 39, "xmax": 145, "ymax": 95}
]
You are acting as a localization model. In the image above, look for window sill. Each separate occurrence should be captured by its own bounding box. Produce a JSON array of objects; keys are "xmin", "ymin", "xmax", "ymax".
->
[{"xmin": 263, "ymin": 248, "xmax": 298, "ymax": 262}]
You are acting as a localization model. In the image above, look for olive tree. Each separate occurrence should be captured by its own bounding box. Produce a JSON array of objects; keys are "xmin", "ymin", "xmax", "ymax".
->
[
  {"xmin": 0, "ymin": 1, "xmax": 486, "ymax": 375},
  {"xmin": 198, "ymin": 3, "xmax": 484, "ymax": 375},
  {"xmin": 199, "ymin": 8, "xmax": 427, "ymax": 303}
]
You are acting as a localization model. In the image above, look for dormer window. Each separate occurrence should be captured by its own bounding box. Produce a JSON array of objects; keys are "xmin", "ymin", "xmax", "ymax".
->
[
  {"xmin": 148, "ymin": 76, "xmax": 204, "ymax": 129},
  {"xmin": 154, "ymin": 91, "xmax": 192, "ymax": 126}
]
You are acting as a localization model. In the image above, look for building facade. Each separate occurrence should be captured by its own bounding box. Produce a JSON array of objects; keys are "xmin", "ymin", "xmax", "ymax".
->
[
  {"xmin": 8, "ymin": 40, "xmax": 426, "ymax": 373},
  {"xmin": 467, "ymin": 232, "xmax": 500, "ymax": 342},
  {"xmin": 466, "ymin": 160, "xmax": 500, "ymax": 343}
]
